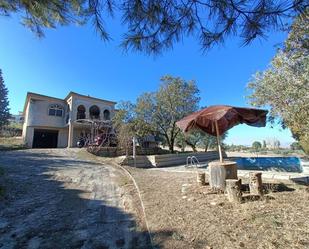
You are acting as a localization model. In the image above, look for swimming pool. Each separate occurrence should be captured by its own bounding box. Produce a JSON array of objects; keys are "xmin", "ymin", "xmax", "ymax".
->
[{"xmin": 235, "ymin": 157, "xmax": 303, "ymax": 173}]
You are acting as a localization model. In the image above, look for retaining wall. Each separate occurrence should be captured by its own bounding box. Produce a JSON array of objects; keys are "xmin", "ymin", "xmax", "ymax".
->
[
  {"xmin": 120, "ymin": 151, "xmax": 226, "ymax": 168},
  {"xmin": 89, "ymin": 146, "xmax": 169, "ymax": 157}
]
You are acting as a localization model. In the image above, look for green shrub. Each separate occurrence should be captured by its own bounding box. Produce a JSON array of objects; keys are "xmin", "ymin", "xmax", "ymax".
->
[{"xmin": 299, "ymin": 136, "xmax": 309, "ymax": 155}]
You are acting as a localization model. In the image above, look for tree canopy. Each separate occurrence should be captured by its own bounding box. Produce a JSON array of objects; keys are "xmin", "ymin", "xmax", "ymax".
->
[
  {"xmin": 135, "ymin": 76, "xmax": 200, "ymax": 152},
  {"xmin": 176, "ymin": 129, "xmax": 228, "ymax": 152},
  {"xmin": 252, "ymin": 141, "xmax": 262, "ymax": 150},
  {"xmin": 0, "ymin": 69, "xmax": 10, "ymax": 128},
  {"xmin": 113, "ymin": 76, "xmax": 200, "ymax": 153},
  {"xmin": 0, "ymin": 0, "xmax": 307, "ymax": 54},
  {"xmin": 112, "ymin": 101, "xmax": 137, "ymax": 154},
  {"xmin": 247, "ymin": 12, "xmax": 309, "ymax": 153},
  {"xmin": 290, "ymin": 141, "xmax": 302, "ymax": 150}
]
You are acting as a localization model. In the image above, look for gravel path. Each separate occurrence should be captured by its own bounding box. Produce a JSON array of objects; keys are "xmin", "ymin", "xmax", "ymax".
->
[{"xmin": 0, "ymin": 149, "xmax": 150, "ymax": 249}]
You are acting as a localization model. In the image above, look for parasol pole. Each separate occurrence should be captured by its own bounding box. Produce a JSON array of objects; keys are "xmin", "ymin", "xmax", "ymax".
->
[{"xmin": 215, "ymin": 121, "xmax": 223, "ymax": 162}]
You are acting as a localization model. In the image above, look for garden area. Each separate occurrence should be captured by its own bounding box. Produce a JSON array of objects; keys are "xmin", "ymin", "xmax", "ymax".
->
[
  {"xmin": 0, "ymin": 2, "xmax": 308, "ymax": 249},
  {"xmin": 0, "ymin": 136, "xmax": 25, "ymax": 151},
  {"xmin": 91, "ymin": 150, "xmax": 309, "ymax": 249}
]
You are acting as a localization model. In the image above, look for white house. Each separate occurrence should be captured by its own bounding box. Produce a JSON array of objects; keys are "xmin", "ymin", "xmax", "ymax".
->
[
  {"xmin": 8, "ymin": 111, "xmax": 24, "ymax": 124},
  {"xmin": 22, "ymin": 91, "xmax": 116, "ymax": 148}
]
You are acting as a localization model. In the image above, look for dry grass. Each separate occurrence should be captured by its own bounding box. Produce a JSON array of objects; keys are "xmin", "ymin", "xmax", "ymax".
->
[
  {"xmin": 124, "ymin": 167, "xmax": 309, "ymax": 249},
  {"xmin": 0, "ymin": 137, "xmax": 25, "ymax": 151}
]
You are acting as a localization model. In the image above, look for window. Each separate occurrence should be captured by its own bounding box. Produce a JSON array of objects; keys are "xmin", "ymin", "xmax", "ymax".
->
[
  {"xmin": 89, "ymin": 105, "xmax": 100, "ymax": 119},
  {"xmin": 103, "ymin": 109, "xmax": 110, "ymax": 120},
  {"xmin": 77, "ymin": 105, "xmax": 86, "ymax": 119},
  {"xmin": 48, "ymin": 104, "xmax": 63, "ymax": 117}
]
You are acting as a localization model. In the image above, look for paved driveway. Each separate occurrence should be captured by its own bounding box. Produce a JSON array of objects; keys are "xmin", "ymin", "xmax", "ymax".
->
[{"xmin": 0, "ymin": 149, "xmax": 150, "ymax": 249}]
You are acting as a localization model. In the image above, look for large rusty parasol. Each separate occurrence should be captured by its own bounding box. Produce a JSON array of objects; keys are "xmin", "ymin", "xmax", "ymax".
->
[{"xmin": 176, "ymin": 105, "xmax": 268, "ymax": 162}]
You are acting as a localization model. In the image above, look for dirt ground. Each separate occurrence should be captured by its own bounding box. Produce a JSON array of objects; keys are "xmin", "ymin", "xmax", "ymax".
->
[
  {"xmin": 1, "ymin": 148, "xmax": 308, "ymax": 249},
  {"xmin": 123, "ymin": 166, "xmax": 309, "ymax": 249},
  {"xmin": 0, "ymin": 149, "xmax": 151, "ymax": 249}
]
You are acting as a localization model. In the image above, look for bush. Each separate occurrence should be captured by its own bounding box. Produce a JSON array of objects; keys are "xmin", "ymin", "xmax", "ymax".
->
[
  {"xmin": 299, "ymin": 136, "xmax": 309, "ymax": 155},
  {"xmin": 252, "ymin": 141, "xmax": 262, "ymax": 151},
  {"xmin": 0, "ymin": 137, "xmax": 25, "ymax": 151},
  {"xmin": 0, "ymin": 124, "xmax": 22, "ymax": 137}
]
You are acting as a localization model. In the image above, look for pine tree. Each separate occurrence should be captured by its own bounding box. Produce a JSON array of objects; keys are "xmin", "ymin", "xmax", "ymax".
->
[
  {"xmin": 0, "ymin": 69, "xmax": 10, "ymax": 128},
  {"xmin": 0, "ymin": 1, "xmax": 306, "ymax": 54}
]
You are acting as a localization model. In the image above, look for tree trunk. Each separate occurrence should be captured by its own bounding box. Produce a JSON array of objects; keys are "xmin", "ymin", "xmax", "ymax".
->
[
  {"xmin": 168, "ymin": 140, "xmax": 174, "ymax": 153},
  {"xmin": 197, "ymin": 172, "xmax": 206, "ymax": 186},
  {"xmin": 226, "ymin": 179, "xmax": 242, "ymax": 203},
  {"xmin": 169, "ymin": 146, "xmax": 174, "ymax": 153},
  {"xmin": 170, "ymin": 136, "xmax": 176, "ymax": 153},
  {"xmin": 164, "ymin": 134, "xmax": 173, "ymax": 153},
  {"xmin": 170, "ymin": 132, "xmax": 176, "ymax": 153},
  {"xmin": 249, "ymin": 172, "xmax": 263, "ymax": 196},
  {"xmin": 185, "ymin": 139, "xmax": 197, "ymax": 152},
  {"xmin": 204, "ymin": 141, "xmax": 209, "ymax": 152},
  {"xmin": 181, "ymin": 142, "xmax": 185, "ymax": 152},
  {"xmin": 209, "ymin": 161, "xmax": 237, "ymax": 191}
]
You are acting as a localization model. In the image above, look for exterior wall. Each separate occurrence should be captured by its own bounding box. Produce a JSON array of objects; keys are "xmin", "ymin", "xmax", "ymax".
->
[
  {"xmin": 72, "ymin": 126, "xmax": 91, "ymax": 148},
  {"xmin": 58, "ymin": 128, "xmax": 68, "ymax": 147},
  {"xmin": 22, "ymin": 92, "xmax": 116, "ymax": 148},
  {"xmin": 22, "ymin": 101, "xmax": 30, "ymax": 143},
  {"xmin": 27, "ymin": 99, "xmax": 67, "ymax": 128},
  {"xmin": 66, "ymin": 96, "xmax": 73, "ymax": 125},
  {"xmin": 24, "ymin": 126, "xmax": 34, "ymax": 148},
  {"xmin": 72, "ymin": 127, "xmax": 81, "ymax": 147},
  {"xmin": 23, "ymin": 126, "xmax": 68, "ymax": 148},
  {"xmin": 71, "ymin": 96, "xmax": 115, "ymax": 122}
]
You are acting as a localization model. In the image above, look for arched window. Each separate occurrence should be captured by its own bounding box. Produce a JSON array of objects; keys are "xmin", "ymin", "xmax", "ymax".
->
[
  {"xmin": 48, "ymin": 104, "xmax": 63, "ymax": 117},
  {"xmin": 77, "ymin": 105, "xmax": 86, "ymax": 119},
  {"xmin": 103, "ymin": 109, "xmax": 110, "ymax": 120},
  {"xmin": 89, "ymin": 105, "xmax": 100, "ymax": 119}
]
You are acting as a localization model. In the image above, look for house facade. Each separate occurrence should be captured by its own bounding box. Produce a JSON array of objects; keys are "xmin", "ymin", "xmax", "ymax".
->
[
  {"xmin": 8, "ymin": 111, "xmax": 24, "ymax": 124},
  {"xmin": 22, "ymin": 92, "xmax": 116, "ymax": 148}
]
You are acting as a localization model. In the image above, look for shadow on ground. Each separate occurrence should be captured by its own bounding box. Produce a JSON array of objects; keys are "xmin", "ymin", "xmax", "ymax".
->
[
  {"xmin": 241, "ymin": 183, "xmax": 295, "ymax": 194},
  {"xmin": 0, "ymin": 149, "xmax": 172, "ymax": 249}
]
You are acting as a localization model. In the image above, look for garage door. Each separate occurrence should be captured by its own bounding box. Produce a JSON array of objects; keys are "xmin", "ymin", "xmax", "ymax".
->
[{"xmin": 33, "ymin": 129, "xmax": 59, "ymax": 148}]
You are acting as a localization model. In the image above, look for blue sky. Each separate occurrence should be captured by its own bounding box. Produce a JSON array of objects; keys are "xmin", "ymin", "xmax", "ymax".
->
[{"xmin": 0, "ymin": 15, "xmax": 295, "ymax": 146}]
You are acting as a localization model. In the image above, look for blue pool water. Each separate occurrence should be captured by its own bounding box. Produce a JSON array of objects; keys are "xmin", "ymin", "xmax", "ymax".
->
[{"xmin": 236, "ymin": 157, "xmax": 302, "ymax": 173}]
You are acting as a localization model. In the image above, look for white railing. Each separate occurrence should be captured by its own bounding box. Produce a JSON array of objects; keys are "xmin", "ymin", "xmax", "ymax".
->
[{"xmin": 186, "ymin": 156, "xmax": 201, "ymax": 168}]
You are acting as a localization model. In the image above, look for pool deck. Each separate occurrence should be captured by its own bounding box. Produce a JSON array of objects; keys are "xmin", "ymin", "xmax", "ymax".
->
[{"xmin": 149, "ymin": 164, "xmax": 309, "ymax": 185}]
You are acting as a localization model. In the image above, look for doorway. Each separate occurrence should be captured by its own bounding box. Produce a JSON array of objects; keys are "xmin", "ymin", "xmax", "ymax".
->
[{"xmin": 32, "ymin": 129, "xmax": 59, "ymax": 148}]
